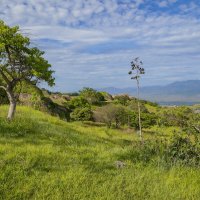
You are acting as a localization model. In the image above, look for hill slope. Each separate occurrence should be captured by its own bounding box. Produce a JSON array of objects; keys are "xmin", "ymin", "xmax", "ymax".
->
[{"xmin": 0, "ymin": 106, "xmax": 200, "ymax": 199}]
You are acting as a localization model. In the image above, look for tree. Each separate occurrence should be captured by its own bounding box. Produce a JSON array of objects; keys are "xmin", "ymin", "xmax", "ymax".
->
[
  {"xmin": 114, "ymin": 94, "xmax": 130, "ymax": 106},
  {"xmin": 79, "ymin": 87, "xmax": 105, "ymax": 105},
  {"xmin": 0, "ymin": 20, "xmax": 54, "ymax": 120},
  {"xmin": 70, "ymin": 107, "xmax": 93, "ymax": 121},
  {"xmin": 128, "ymin": 57, "xmax": 145, "ymax": 142},
  {"xmin": 93, "ymin": 104, "xmax": 127, "ymax": 128},
  {"xmin": 68, "ymin": 96, "xmax": 89, "ymax": 109}
]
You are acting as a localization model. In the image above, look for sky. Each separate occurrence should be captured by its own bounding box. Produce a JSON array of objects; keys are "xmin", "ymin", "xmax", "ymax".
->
[{"xmin": 0, "ymin": 0, "xmax": 200, "ymax": 92}]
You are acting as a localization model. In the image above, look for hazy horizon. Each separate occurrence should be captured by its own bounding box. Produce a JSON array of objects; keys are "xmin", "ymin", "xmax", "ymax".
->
[{"xmin": 46, "ymin": 79, "xmax": 200, "ymax": 93}]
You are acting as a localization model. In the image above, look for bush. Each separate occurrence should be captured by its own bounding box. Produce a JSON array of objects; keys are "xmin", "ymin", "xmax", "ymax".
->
[
  {"xmin": 114, "ymin": 95, "xmax": 130, "ymax": 105},
  {"xmin": 165, "ymin": 133, "xmax": 200, "ymax": 166},
  {"xmin": 127, "ymin": 110, "xmax": 157, "ymax": 129},
  {"xmin": 127, "ymin": 99, "xmax": 148, "ymax": 113},
  {"xmin": 100, "ymin": 91, "xmax": 113, "ymax": 101},
  {"xmin": 158, "ymin": 107, "xmax": 193, "ymax": 127},
  {"xmin": 70, "ymin": 107, "xmax": 93, "ymax": 121},
  {"xmin": 93, "ymin": 104, "xmax": 127, "ymax": 128},
  {"xmin": 67, "ymin": 97, "xmax": 89, "ymax": 109},
  {"xmin": 118, "ymin": 133, "xmax": 200, "ymax": 167}
]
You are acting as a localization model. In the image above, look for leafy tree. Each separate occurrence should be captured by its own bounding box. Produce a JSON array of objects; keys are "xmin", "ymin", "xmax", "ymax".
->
[
  {"xmin": 140, "ymin": 112, "xmax": 157, "ymax": 128},
  {"xmin": 0, "ymin": 20, "xmax": 54, "ymax": 120},
  {"xmin": 68, "ymin": 96, "xmax": 90, "ymax": 109},
  {"xmin": 93, "ymin": 104, "xmax": 127, "ymax": 128},
  {"xmin": 0, "ymin": 76, "xmax": 8, "ymax": 104},
  {"xmin": 128, "ymin": 57, "xmax": 145, "ymax": 142},
  {"xmin": 127, "ymin": 99, "xmax": 148, "ymax": 113},
  {"xmin": 70, "ymin": 107, "xmax": 92, "ymax": 121},
  {"xmin": 79, "ymin": 87, "xmax": 105, "ymax": 105},
  {"xmin": 114, "ymin": 94, "xmax": 130, "ymax": 105}
]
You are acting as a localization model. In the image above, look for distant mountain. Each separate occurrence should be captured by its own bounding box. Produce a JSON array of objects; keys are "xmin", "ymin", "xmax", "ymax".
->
[{"xmin": 98, "ymin": 80, "xmax": 200, "ymax": 105}]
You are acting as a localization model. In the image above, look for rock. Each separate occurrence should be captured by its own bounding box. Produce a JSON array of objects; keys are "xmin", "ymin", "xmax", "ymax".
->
[
  {"xmin": 115, "ymin": 160, "xmax": 125, "ymax": 169},
  {"xmin": 62, "ymin": 95, "xmax": 71, "ymax": 101}
]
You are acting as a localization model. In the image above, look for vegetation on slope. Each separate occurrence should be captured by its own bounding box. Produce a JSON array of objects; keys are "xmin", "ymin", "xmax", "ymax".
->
[{"xmin": 0, "ymin": 106, "xmax": 200, "ymax": 199}]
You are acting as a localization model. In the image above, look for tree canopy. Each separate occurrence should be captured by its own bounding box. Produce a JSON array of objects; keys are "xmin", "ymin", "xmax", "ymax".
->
[{"xmin": 0, "ymin": 20, "xmax": 55, "ymax": 119}]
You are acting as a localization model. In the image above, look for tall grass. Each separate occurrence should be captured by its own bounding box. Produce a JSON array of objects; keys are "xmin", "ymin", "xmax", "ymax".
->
[{"xmin": 0, "ymin": 106, "xmax": 200, "ymax": 199}]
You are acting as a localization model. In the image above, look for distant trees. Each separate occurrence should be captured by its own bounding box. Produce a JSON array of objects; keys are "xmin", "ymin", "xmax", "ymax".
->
[
  {"xmin": 0, "ymin": 20, "xmax": 54, "ymax": 120},
  {"xmin": 113, "ymin": 94, "xmax": 130, "ymax": 106},
  {"xmin": 79, "ymin": 88, "xmax": 105, "ymax": 105},
  {"xmin": 128, "ymin": 57, "xmax": 145, "ymax": 142}
]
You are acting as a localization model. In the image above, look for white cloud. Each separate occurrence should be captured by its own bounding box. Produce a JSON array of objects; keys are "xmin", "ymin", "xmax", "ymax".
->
[
  {"xmin": 0, "ymin": 0, "xmax": 200, "ymax": 91},
  {"xmin": 158, "ymin": 1, "xmax": 168, "ymax": 8}
]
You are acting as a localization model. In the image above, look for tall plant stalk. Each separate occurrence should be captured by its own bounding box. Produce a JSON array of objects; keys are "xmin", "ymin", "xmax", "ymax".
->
[{"xmin": 129, "ymin": 57, "xmax": 145, "ymax": 142}]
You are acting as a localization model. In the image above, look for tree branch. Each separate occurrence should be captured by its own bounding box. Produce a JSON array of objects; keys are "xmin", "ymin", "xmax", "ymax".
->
[
  {"xmin": 0, "ymin": 85, "xmax": 6, "ymax": 91},
  {"xmin": 0, "ymin": 69, "xmax": 10, "ymax": 84},
  {"xmin": 192, "ymin": 125, "xmax": 200, "ymax": 133}
]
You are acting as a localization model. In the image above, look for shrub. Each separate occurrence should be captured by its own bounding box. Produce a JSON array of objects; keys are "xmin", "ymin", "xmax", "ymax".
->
[
  {"xmin": 118, "ymin": 133, "xmax": 200, "ymax": 167},
  {"xmin": 165, "ymin": 133, "xmax": 200, "ymax": 166},
  {"xmin": 127, "ymin": 110, "xmax": 157, "ymax": 129},
  {"xmin": 100, "ymin": 91, "xmax": 113, "ymax": 101},
  {"xmin": 93, "ymin": 104, "xmax": 127, "ymax": 128},
  {"xmin": 114, "ymin": 95, "xmax": 130, "ymax": 106},
  {"xmin": 70, "ymin": 107, "xmax": 93, "ymax": 121},
  {"xmin": 158, "ymin": 107, "xmax": 193, "ymax": 127},
  {"xmin": 68, "ymin": 97, "xmax": 90, "ymax": 109}
]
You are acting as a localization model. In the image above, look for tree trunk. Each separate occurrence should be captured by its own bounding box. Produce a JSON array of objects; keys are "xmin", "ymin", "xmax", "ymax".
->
[
  {"xmin": 7, "ymin": 101, "xmax": 16, "ymax": 120},
  {"xmin": 136, "ymin": 80, "xmax": 143, "ymax": 143},
  {"xmin": 6, "ymin": 90, "xmax": 16, "ymax": 120}
]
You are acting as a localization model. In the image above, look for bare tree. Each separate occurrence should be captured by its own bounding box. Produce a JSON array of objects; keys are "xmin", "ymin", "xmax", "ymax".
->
[{"xmin": 128, "ymin": 57, "xmax": 145, "ymax": 142}]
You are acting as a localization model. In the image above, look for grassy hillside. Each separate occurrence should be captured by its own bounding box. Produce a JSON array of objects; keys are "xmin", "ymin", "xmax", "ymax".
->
[{"xmin": 0, "ymin": 106, "xmax": 200, "ymax": 199}]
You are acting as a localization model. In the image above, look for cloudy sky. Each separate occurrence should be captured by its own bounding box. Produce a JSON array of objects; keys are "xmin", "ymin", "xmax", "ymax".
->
[{"xmin": 1, "ymin": 0, "xmax": 200, "ymax": 91}]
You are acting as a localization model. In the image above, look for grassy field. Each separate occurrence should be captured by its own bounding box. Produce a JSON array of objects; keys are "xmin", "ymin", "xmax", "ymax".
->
[{"xmin": 0, "ymin": 106, "xmax": 200, "ymax": 199}]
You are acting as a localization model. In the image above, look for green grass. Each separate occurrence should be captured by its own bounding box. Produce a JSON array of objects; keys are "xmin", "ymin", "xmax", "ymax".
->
[{"xmin": 0, "ymin": 106, "xmax": 200, "ymax": 199}]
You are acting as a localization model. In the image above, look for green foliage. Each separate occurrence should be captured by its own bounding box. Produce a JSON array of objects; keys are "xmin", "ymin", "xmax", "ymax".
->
[
  {"xmin": 70, "ymin": 107, "xmax": 93, "ymax": 121},
  {"xmin": 126, "ymin": 111, "xmax": 157, "ymax": 129},
  {"xmin": 119, "ymin": 133, "xmax": 200, "ymax": 167},
  {"xmin": 114, "ymin": 95, "xmax": 130, "ymax": 105},
  {"xmin": 166, "ymin": 133, "xmax": 200, "ymax": 166},
  {"xmin": 41, "ymin": 97, "xmax": 70, "ymax": 120},
  {"xmin": 140, "ymin": 112, "xmax": 157, "ymax": 128},
  {"xmin": 68, "ymin": 96, "xmax": 90, "ymax": 109},
  {"xmin": 79, "ymin": 87, "xmax": 105, "ymax": 105},
  {"xmin": 127, "ymin": 99, "xmax": 148, "ymax": 113},
  {"xmin": 0, "ymin": 20, "xmax": 55, "ymax": 87},
  {"xmin": 99, "ymin": 91, "xmax": 113, "ymax": 101},
  {"xmin": 0, "ymin": 77, "xmax": 8, "ymax": 104},
  {"xmin": 158, "ymin": 107, "xmax": 193, "ymax": 127},
  {"xmin": 0, "ymin": 88, "xmax": 8, "ymax": 104},
  {"xmin": 94, "ymin": 104, "xmax": 127, "ymax": 128},
  {"xmin": 66, "ymin": 96, "xmax": 92, "ymax": 121}
]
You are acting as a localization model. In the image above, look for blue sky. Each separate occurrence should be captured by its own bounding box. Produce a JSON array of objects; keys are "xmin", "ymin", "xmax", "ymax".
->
[{"xmin": 1, "ymin": 0, "xmax": 200, "ymax": 92}]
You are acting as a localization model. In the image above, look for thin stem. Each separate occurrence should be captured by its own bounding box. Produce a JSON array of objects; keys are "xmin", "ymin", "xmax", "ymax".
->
[{"xmin": 136, "ymin": 78, "xmax": 143, "ymax": 143}]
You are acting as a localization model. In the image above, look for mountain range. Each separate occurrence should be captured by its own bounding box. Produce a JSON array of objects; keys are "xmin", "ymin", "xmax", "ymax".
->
[{"xmin": 98, "ymin": 80, "xmax": 200, "ymax": 105}]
